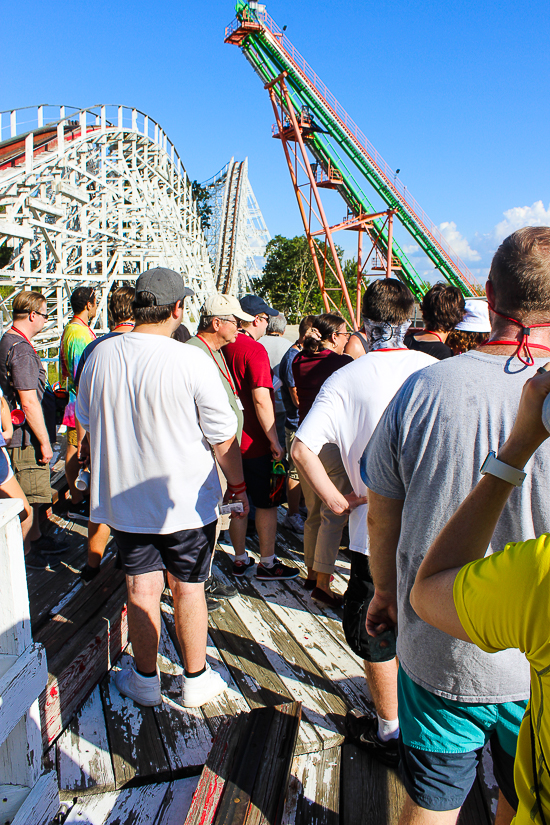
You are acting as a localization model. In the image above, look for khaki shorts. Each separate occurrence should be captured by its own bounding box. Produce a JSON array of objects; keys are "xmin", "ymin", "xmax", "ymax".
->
[
  {"xmin": 66, "ymin": 427, "xmax": 78, "ymax": 447},
  {"xmin": 8, "ymin": 443, "xmax": 51, "ymax": 504},
  {"xmin": 285, "ymin": 427, "xmax": 299, "ymax": 481}
]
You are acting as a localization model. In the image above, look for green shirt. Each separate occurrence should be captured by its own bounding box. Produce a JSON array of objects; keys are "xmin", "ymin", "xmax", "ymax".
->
[{"xmin": 187, "ymin": 336, "xmax": 243, "ymax": 443}]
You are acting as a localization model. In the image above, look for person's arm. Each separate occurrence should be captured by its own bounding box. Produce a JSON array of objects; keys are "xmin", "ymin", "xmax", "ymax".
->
[
  {"xmin": 213, "ymin": 436, "xmax": 249, "ymax": 519},
  {"xmin": 251, "ymin": 386, "xmax": 283, "ymax": 460},
  {"xmin": 0, "ymin": 396, "xmax": 13, "ymax": 445},
  {"xmin": 344, "ymin": 334, "xmax": 367, "ymax": 360},
  {"xmin": 365, "ymin": 490, "xmax": 404, "ymax": 636},
  {"xmin": 18, "ymin": 389, "xmax": 52, "ymax": 464},
  {"xmin": 289, "ymin": 386, "xmax": 299, "ymax": 408},
  {"xmin": 292, "ymin": 437, "xmax": 367, "ymax": 513},
  {"xmin": 411, "ymin": 364, "xmax": 550, "ymax": 641}
]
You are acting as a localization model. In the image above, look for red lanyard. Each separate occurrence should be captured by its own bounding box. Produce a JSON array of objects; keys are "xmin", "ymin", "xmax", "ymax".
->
[
  {"xmin": 71, "ymin": 316, "xmax": 97, "ymax": 340},
  {"xmin": 113, "ymin": 323, "xmax": 134, "ymax": 332},
  {"xmin": 481, "ymin": 300, "xmax": 550, "ymax": 366},
  {"xmin": 422, "ymin": 330, "xmax": 444, "ymax": 343},
  {"xmin": 196, "ymin": 335, "xmax": 237, "ymax": 395},
  {"xmin": 10, "ymin": 327, "xmax": 37, "ymax": 352}
]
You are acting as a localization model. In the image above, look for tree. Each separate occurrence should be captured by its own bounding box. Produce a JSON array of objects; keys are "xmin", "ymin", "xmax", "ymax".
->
[
  {"xmin": 255, "ymin": 234, "xmax": 355, "ymax": 323},
  {"xmin": 191, "ymin": 181, "xmax": 212, "ymax": 232}
]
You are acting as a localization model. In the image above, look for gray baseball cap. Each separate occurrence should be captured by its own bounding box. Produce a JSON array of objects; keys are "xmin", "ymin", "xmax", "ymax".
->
[{"xmin": 135, "ymin": 267, "xmax": 194, "ymax": 305}]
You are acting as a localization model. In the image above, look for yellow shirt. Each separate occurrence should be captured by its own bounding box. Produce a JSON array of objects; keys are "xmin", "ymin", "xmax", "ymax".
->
[{"xmin": 454, "ymin": 535, "xmax": 550, "ymax": 825}]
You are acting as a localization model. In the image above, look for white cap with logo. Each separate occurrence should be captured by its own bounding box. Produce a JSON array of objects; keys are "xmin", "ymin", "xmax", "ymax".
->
[{"xmin": 202, "ymin": 293, "xmax": 255, "ymax": 322}]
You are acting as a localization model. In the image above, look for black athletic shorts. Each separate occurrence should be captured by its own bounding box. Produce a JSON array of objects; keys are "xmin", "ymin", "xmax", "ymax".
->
[
  {"xmin": 242, "ymin": 453, "xmax": 278, "ymax": 509},
  {"xmin": 342, "ymin": 552, "xmax": 396, "ymax": 662},
  {"xmin": 112, "ymin": 520, "xmax": 217, "ymax": 582}
]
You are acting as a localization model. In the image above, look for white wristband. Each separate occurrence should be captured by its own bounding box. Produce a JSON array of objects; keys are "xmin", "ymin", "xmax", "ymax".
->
[{"xmin": 480, "ymin": 451, "xmax": 526, "ymax": 487}]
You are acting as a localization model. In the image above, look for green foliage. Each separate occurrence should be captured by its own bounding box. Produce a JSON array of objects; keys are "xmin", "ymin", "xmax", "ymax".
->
[
  {"xmin": 255, "ymin": 234, "xmax": 358, "ymax": 323},
  {"xmin": 191, "ymin": 181, "xmax": 212, "ymax": 232}
]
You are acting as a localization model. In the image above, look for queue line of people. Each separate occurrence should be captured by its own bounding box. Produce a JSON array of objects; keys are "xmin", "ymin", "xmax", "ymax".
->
[{"xmin": 0, "ymin": 228, "xmax": 548, "ymax": 825}]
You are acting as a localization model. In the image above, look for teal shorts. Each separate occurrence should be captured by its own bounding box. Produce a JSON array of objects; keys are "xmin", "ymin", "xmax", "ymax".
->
[
  {"xmin": 398, "ymin": 669, "xmax": 526, "ymax": 810},
  {"xmin": 398, "ymin": 668, "xmax": 526, "ymax": 756}
]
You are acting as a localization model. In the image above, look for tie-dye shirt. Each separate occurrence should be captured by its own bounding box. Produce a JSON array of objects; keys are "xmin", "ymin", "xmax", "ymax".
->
[{"xmin": 59, "ymin": 319, "xmax": 96, "ymax": 427}]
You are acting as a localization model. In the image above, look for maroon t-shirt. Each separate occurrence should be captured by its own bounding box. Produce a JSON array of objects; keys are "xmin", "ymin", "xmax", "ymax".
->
[
  {"xmin": 223, "ymin": 332, "xmax": 274, "ymax": 459},
  {"xmin": 292, "ymin": 348, "xmax": 353, "ymax": 423}
]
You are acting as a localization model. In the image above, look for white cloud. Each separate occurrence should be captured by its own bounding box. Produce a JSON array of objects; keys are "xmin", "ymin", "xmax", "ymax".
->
[
  {"xmin": 402, "ymin": 242, "xmax": 420, "ymax": 255},
  {"xmin": 438, "ymin": 221, "xmax": 481, "ymax": 262},
  {"xmin": 492, "ymin": 201, "xmax": 550, "ymax": 244}
]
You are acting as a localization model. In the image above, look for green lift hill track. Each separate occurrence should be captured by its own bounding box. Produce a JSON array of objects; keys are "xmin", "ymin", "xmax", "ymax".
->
[{"xmin": 226, "ymin": 2, "xmax": 480, "ymax": 300}]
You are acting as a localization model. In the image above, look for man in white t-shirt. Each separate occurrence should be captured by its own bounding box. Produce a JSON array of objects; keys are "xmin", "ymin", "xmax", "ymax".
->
[
  {"xmin": 76, "ymin": 268, "xmax": 248, "ymax": 709},
  {"xmin": 292, "ymin": 279, "xmax": 436, "ymax": 766}
]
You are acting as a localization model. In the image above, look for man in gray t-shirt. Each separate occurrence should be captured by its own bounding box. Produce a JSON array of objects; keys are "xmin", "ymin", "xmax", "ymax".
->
[{"xmin": 363, "ymin": 228, "xmax": 550, "ymax": 823}]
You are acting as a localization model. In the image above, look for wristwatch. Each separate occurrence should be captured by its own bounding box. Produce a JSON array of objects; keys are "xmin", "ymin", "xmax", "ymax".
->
[{"xmin": 480, "ymin": 451, "xmax": 526, "ymax": 487}]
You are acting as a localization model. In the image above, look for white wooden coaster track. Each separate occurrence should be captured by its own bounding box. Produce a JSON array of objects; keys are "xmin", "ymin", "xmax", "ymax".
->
[
  {"xmin": 203, "ymin": 157, "xmax": 271, "ymax": 297},
  {"xmin": 0, "ymin": 105, "xmax": 218, "ymax": 351}
]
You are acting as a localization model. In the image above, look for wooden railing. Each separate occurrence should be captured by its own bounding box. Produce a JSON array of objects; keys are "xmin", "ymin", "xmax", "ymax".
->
[{"xmin": 0, "ymin": 499, "xmax": 59, "ymax": 825}]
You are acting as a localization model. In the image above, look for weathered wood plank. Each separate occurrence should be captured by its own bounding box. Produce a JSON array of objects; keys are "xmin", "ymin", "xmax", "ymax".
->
[
  {"xmin": 151, "ymin": 777, "xmax": 200, "ymax": 825},
  {"xmin": 154, "ymin": 622, "xmax": 213, "ymax": 777},
  {"xmin": 244, "ymin": 702, "xmax": 302, "ymax": 825},
  {"xmin": 212, "ymin": 556, "xmax": 371, "ymax": 715},
  {"xmin": 207, "ymin": 600, "xmax": 322, "ymax": 755},
  {"xmin": 0, "ymin": 643, "xmax": 47, "ymax": 746},
  {"xmin": 102, "ymin": 783, "xmax": 169, "ymax": 825},
  {"xmin": 34, "ymin": 552, "xmax": 123, "ymax": 660},
  {"xmin": 281, "ymin": 747, "xmax": 340, "ymax": 825},
  {"xmin": 9, "ymin": 771, "xmax": 60, "ymax": 825},
  {"xmin": 40, "ymin": 584, "xmax": 128, "ymax": 748},
  {"xmin": 100, "ymin": 652, "xmax": 170, "ymax": 788},
  {"xmin": 64, "ymin": 790, "xmax": 122, "ymax": 824},
  {"xmin": 211, "ymin": 557, "xmax": 346, "ymax": 748},
  {"xmin": 340, "ymin": 743, "xmax": 405, "ymax": 825},
  {"xmin": 57, "ymin": 686, "xmax": 116, "ymax": 794},
  {"xmin": 160, "ymin": 600, "xmax": 250, "ymax": 736},
  {"xmin": 184, "ymin": 716, "xmax": 248, "ymax": 825}
]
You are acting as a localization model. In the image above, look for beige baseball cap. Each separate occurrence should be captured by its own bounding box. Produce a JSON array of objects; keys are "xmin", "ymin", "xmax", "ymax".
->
[{"xmin": 202, "ymin": 293, "xmax": 255, "ymax": 322}]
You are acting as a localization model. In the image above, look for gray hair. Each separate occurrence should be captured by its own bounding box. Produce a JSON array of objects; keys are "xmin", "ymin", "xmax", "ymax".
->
[
  {"xmin": 197, "ymin": 314, "xmax": 236, "ymax": 332},
  {"xmin": 267, "ymin": 312, "xmax": 287, "ymax": 335}
]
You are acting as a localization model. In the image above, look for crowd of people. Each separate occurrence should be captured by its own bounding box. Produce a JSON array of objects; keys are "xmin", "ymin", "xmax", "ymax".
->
[{"xmin": 1, "ymin": 227, "xmax": 549, "ymax": 824}]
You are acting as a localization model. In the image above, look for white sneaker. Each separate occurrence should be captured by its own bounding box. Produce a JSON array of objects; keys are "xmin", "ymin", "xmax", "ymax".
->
[
  {"xmin": 284, "ymin": 512, "xmax": 305, "ymax": 535},
  {"xmin": 181, "ymin": 663, "xmax": 227, "ymax": 708},
  {"xmin": 115, "ymin": 667, "xmax": 162, "ymax": 707}
]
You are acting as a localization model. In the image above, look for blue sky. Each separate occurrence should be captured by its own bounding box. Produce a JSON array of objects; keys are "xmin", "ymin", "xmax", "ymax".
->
[{"xmin": 3, "ymin": 0, "xmax": 549, "ymax": 286}]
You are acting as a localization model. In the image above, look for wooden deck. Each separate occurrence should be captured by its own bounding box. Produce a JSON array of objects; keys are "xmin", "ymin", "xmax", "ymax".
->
[{"xmin": 29, "ymin": 506, "xmax": 496, "ymax": 824}]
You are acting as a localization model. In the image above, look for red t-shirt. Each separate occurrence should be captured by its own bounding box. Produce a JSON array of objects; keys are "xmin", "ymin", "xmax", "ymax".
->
[
  {"xmin": 223, "ymin": 332, "xmax": 274, "ymax": 459},
  {"xmin": 292, "ymin": 348, "xmax": 353, "ymax": 423}
]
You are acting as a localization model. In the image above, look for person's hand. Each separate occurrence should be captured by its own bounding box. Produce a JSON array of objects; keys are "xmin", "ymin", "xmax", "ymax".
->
[
  {"xmin": 78, "ymin": 435, "xmax": 90, "ymax": 467},
  {"xmin": 343, "ymin": 492, "xmax": 368, "ymax": 512},
  {"xmin": 38, "ymin": 441, "xmax": 53, "ymax": 465},
  {"xmin": 501, "ymin": 363, "xmax": 550, "ymax": 466},
  {"xmin": 222, "ymin": 489, "xmax": 250, "ymax": 519},
  {"xmin": 270, "ymin": 439, "xmax": 284, "ymax": 462},
  {"xmin": 366, "ymin": 589, "xmax": 398, "ymax": 637}
]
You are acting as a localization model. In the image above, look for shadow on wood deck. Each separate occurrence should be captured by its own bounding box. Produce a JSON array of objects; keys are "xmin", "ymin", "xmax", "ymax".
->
[{"xmin": 29, "ymin": 507, "xmax": 495, "ymax": 824}]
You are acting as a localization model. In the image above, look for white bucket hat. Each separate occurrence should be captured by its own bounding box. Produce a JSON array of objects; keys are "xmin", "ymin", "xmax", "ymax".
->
[
  {"xmin": 455, "ymin": 299, "xmax": 491, "ymax": 333},
  {"xmin": 202, "ymin": 293, "xmax": 255, "ymax": 322}
]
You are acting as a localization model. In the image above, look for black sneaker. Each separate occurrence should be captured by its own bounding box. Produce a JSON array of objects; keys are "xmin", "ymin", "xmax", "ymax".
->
[
  {"xmin": 232, "ymin": 557, "xmax": 256, "ymax": 577},
  {"xmin": 207, "ymin": 596, "xmax": 222, "ymax": 613},
  {"xmin": 67, "ymin": 500, "xmax": 90, "ymax": 521},
  {"xmin": 256, "ymin": 559, "xmax": 299, "ymax": 581},
  {"xmin": 205, "ymin": 578, "xmax": 237, "ymax": 599},
  {"xmin": 26, "ymin": 551, "xmax": 60, "ymax": 571},
  {"xmin": 344, "ymin": 709, "xmax": 399, "ymax": 768},
  {"xmin": 80, "ymin": 563, "xmax": 101, "ymax": 585},
  {"xmin": 30, "ymin": 534, "xmax": 69, "ymax": 555}
]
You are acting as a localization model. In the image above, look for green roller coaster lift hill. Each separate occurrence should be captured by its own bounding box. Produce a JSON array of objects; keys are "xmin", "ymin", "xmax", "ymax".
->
[{"xmin": 226, "ymin": 2, "xmax": 482, "ymax": 302}]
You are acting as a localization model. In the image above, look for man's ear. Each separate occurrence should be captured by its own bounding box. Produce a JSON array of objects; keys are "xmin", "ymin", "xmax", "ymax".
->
[{"xmin": 485, "ymin": 280, "xmax": 494, "ymax": 305}]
